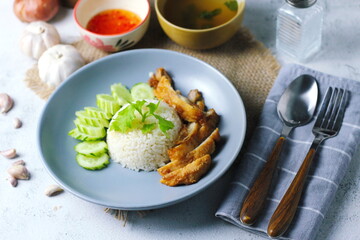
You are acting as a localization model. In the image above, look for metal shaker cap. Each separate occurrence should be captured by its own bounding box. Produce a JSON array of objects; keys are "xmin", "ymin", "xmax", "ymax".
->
[{"xmin": 286, "ymin": 0, "xmax": 317, "ymax": 8}]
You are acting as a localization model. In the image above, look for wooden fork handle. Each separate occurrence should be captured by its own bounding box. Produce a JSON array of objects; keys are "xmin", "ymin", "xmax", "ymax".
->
[
  {"xmin": 239, "ymin": 136, "xmax": 286, "ymax": 225},
  {"xmin": 267, "ymin": 147, "xmax": 317, "ymax": 238}
]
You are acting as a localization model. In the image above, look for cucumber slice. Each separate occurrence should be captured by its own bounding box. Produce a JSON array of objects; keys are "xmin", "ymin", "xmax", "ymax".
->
[
  {"xmin": 74, "ymin": 141, "xmax": 108, "ymax": 157},
  {"xmin": 96, "ymin": 94, "xmax": 120, "ymax": 115},
  {"xmin": 111, "ymin": 83, "xmax": 133, "ymax": 105},
  {"xmin": 131, "ymin": 83, "xmax": 155, "ymax": 100},
  {"xmin": 75, "ymin": 111, "xmax": 109, "ymax": 128},
  {"xmin": 68, "ymin": 128, "xmax": 103, "ymax": 141},
  {"xmin": 84, "ymin": 107, "xmax": 112, "ymax": 120},
  {"xmin": 74, "ymin": 119, "xmax": 106, "ymax": 139},
  {"xmin": 76, "ymin": 152, "xmax": 110, "ymax": 170}
]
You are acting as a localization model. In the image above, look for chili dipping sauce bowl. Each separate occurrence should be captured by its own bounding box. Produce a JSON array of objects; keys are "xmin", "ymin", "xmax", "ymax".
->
[{"xmin": 74, "ymin": 0, "xmax": 150, "ymax": 52}]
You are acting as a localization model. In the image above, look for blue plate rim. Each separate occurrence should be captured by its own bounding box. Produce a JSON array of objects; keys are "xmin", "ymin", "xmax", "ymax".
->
[{"xmin": 37, "ymin": 48, "xmax": 247, "ymax": 210}]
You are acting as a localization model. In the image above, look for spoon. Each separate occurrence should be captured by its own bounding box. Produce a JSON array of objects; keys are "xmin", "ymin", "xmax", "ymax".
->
[{"xmin": 239, "ymin": 74, "xmax": 318, "ymax": 225}]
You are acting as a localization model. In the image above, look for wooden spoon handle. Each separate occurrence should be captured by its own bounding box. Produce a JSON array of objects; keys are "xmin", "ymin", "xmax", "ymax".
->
[
  {"xmin": 267, "ymin": 147, "xmax": 317, "ymax": 238},
  {"xmin": 239, "ymin": 136, "xmax": 286, "ymax": 225}
]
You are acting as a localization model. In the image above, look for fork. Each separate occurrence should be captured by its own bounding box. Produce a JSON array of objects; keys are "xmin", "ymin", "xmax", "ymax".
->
[{"xmin": 267, "ymin": 87, "xmax": 349, "ymax": 238}]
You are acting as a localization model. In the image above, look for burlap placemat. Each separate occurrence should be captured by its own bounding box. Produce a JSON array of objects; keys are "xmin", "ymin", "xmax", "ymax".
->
[{"xmin": 24, "ymin": 6, "xmax": 280, "ymax": 133}]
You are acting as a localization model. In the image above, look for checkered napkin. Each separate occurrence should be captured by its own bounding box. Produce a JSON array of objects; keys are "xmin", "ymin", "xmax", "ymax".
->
[{"xmin": 216, "ymin": 64, "xmax": 360, "ymax": 240}]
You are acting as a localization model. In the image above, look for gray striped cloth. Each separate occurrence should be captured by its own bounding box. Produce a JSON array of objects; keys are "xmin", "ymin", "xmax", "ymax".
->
[{"xmin": 216, "ymin": 64, "xmax": 360, "ymax": 240}]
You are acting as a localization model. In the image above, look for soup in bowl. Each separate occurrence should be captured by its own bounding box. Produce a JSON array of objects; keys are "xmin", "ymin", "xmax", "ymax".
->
[{"xmin": 155, "ymin": 0, "xmax": 245, "ymax": 49}]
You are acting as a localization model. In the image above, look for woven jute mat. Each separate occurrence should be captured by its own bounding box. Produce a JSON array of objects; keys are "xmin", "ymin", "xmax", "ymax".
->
[
  {"xmin": 24, "ymin": 6, "xmax": 280, "ymax": 133},
  {"xmin": 24, "ymin": 1, "xmax": 280, "ymax": 221}
]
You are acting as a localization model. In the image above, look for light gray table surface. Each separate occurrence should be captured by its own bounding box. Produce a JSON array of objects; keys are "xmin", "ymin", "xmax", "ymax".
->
[{"xmin": 1, "ymin": 1, "xmax": 360, "ymax": 240}]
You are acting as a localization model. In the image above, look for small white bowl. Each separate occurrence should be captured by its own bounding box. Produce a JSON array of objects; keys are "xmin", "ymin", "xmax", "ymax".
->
[{"xmin": 74, "ymin": 0, "xmax": 150, "ymax": 52}]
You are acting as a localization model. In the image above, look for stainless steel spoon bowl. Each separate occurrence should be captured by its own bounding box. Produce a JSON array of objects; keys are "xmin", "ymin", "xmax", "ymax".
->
[
  {"xmin": 278, "ymin": 75, "xmax": 319, "ymax": 130},
  {"xmin": 240, "ymin": 74, "xmax": 318, "ymax": 225}
]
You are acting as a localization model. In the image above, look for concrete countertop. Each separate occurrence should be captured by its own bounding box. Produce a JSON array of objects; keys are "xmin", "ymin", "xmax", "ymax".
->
[{"xmin": 1, "ymin": 0, "xmax": 359, "ymax": 239}]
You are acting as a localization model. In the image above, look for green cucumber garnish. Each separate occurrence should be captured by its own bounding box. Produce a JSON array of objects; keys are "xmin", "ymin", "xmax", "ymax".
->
[
  {"xmin": 111, "ymin": 83, "xmax": 133, "ymax": 105},
  {"xmin": 76, "ymin": 110, "xmax": 109, "ymax": 128},
  {"xmin": 96, "ymin": 94, "xmax": 120, "ymax": 115},
  {"xmin": 68, "ymin": 128, "xmax": 104, "ymax": 141},
  {"xmin": 84, "ymin": 107, "xmax": 112, "ymax": 120},
  {"xmin": 74, "ymin": 141, "xmax": 108, "ymax": 157},
  {"xmin": 76, "ymin": 152, "xmax": 110, "ymax": 170},
  {"xmin": 74, "ymin": 119, "xmax": 106, "ymax": 139},
  {"xmin": 131, "ymin": 83, "xmax": 155, "ymax": 101}
]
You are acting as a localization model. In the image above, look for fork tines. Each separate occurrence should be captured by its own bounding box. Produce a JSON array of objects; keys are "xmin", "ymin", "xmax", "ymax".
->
[{"xmin": 314, "ymin": 87, "xmax": 349, "ymax": 132}]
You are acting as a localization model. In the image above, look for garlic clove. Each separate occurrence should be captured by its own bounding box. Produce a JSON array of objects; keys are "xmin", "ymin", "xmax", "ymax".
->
[
  {"xmin": 44, "ymin": 184, "xmax": 64, "ymax": 197},
  {"xmin": 8, "ymin": 176, "xmax": 18, "ymax": 187},
  {"xmin": 0, "ymin": 149, "xmax": 17, "ymax": 159},
  {"xmin": 13, "ymin": 118, "xmax": 22, "ymax": 129},
  {"xmin": 12, "ymin": 159, "xmax": 25, "ymax": 166},
  {"xmin": 0, "ymin": 93, "xmax": 14, "ymax": 114},
  {"xmin": 7, "ymin": 165, "xmax": 30, "ymax": 180}
]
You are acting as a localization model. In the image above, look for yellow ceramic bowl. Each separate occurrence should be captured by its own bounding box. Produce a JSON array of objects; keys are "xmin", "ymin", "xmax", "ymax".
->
[{"xmin": 155, "ymin": 0, "xmax": 245, "ymax": 50}]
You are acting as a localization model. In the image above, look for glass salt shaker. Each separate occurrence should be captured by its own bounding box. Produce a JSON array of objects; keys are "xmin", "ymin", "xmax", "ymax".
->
[{"xmin": 276, "ymin": 0, "xmax": 324, "ymax": 62}]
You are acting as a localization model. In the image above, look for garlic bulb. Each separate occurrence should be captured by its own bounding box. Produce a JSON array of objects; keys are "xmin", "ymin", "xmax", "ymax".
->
[
  {"xmin": 20, "ymin": 21, "xmax": 60, "ymax": 59},
  {"xmin": 38, "ymin": 44, "xmax": 85, "ymax": 88}
]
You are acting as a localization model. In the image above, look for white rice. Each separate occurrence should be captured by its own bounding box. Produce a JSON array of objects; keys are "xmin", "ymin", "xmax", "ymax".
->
[{"xmin": 107, "ymin": 100, "xmax": 182, "ymax": 171}]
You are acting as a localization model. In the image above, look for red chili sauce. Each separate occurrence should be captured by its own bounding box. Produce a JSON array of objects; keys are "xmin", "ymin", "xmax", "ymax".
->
[{"xmin": 86, "ymin": 9, "xmax": 141, "ymax": 35}]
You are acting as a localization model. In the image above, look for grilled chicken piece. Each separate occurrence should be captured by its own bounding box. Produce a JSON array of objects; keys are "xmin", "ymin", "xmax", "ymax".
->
[
  {"xmin": 185, "ymin": 128, "xmax": 220, "ymax": 160},
  {"xmin": 151, "ymin": 67, "xmax": 221, "ymax": 187},
  {"xmin": 168, "ymin": 109, "xmax": 219, "ymax": 162},
  {"xmin": 188, "ymin": 89, "xmax": 205, "ymax": 111},
  {"xmin": 198, "ymin": 109, "xmax": 219, "ymax": 138},
  {"xmin": 175, "ymin": 125, "xmax": 191, "ymax": 146},
  {"xmin": 158, "ymin": 128, "xmax": 220, "ymax": 176},
  {"xmin": 174, "ymin": 122, "xmax": 199, "ymax": 146},
  {"xmin": 149, "ymin": 68, "xmax": 204, "ymax": 122},
  {"xmin": 160, "ymin": 154, "xmax": 212, "ymax": 186},
  {"xmin": 148, "ymin": 74, "xmax": 159, "ymax": 89}
]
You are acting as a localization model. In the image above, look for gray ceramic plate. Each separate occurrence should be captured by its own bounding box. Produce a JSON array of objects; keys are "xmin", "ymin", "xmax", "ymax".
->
[{"xmin": 38, "ymin": 49, "xmax": 246, "ymax": 210}]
